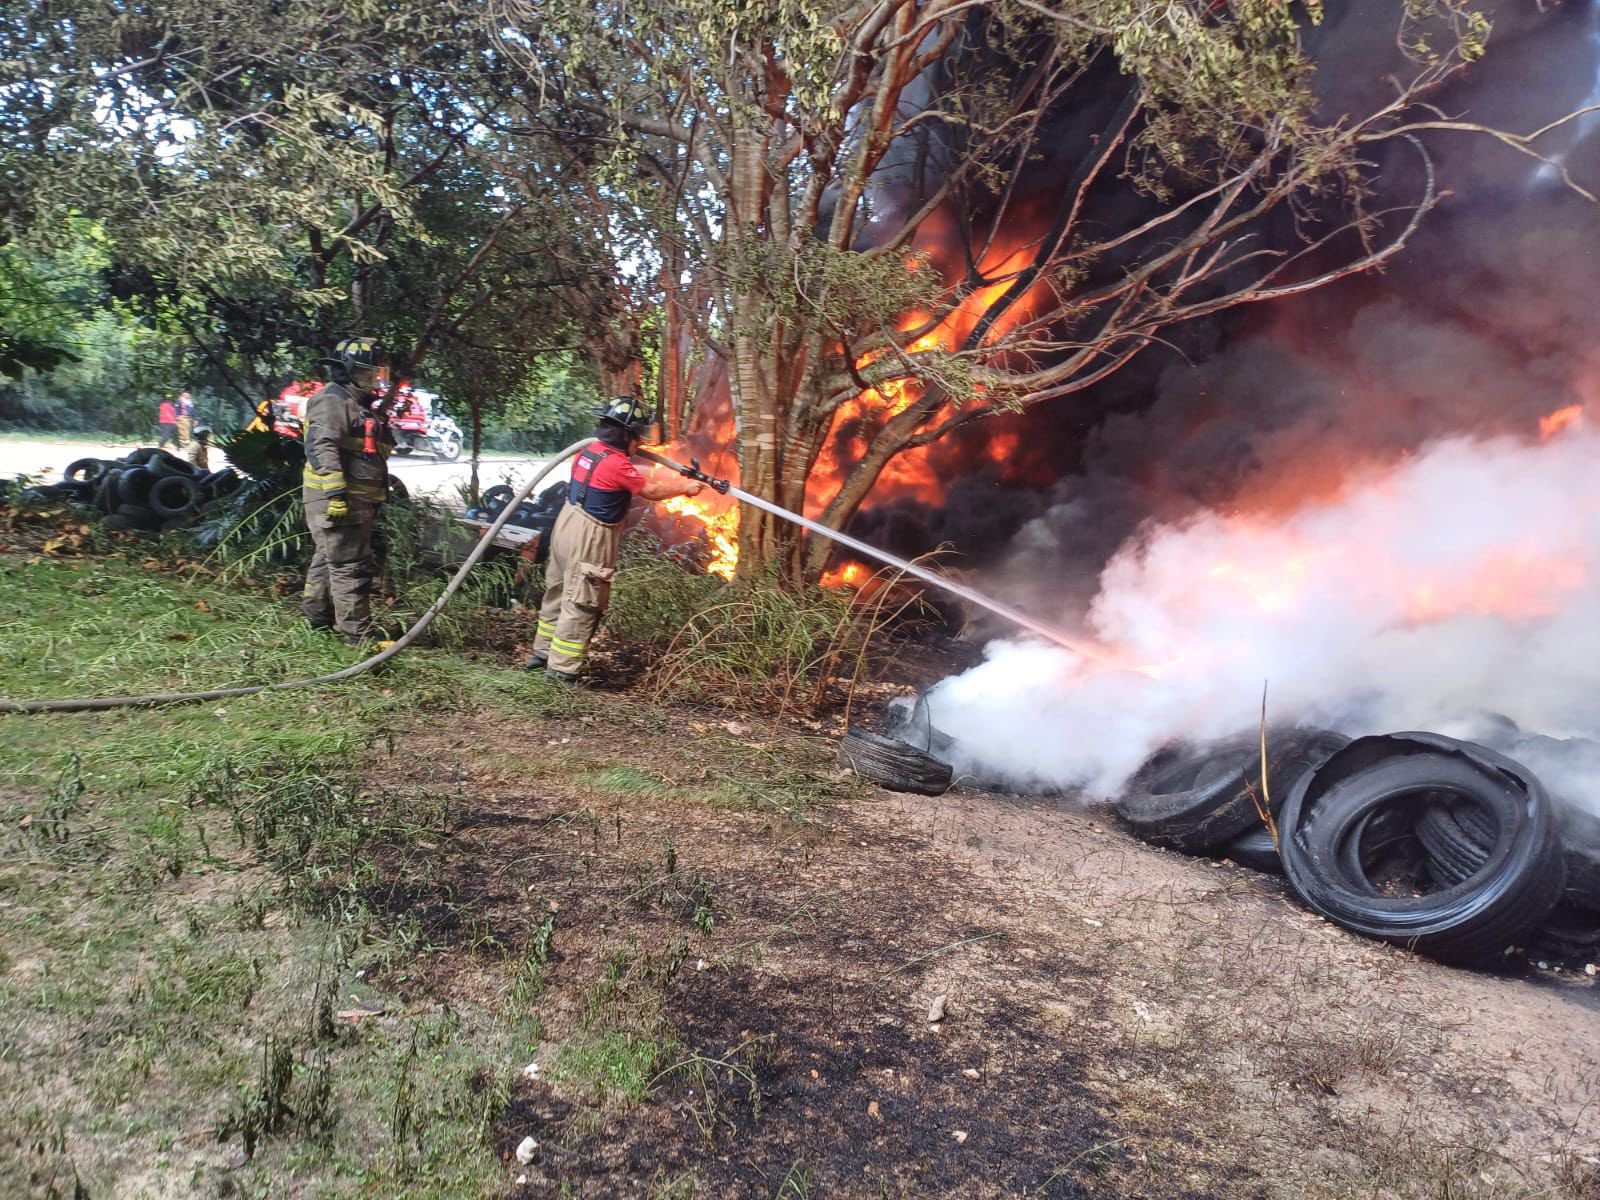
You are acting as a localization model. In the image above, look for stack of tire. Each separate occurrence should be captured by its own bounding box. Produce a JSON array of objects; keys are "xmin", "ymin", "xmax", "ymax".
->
[
  {"xmin": 22, "ymin": 449, "xmax": 242, "ymax": 533},
  {"xmin": 464, "ymin": 482, "xmax": 566, "ymax": 565},
  {"xmin": 1115, "ymin": 728, "xmax": 1600, "ymax": 967}
]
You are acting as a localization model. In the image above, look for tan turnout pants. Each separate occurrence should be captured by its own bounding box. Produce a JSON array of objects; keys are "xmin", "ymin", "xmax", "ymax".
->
[
  {"xmin": 301, "ymin": 496, "xmax": 378, "ymax": 638},
  {"xmin": 533, "ymin": 504, "xmax": 623, "ymax": 675}
]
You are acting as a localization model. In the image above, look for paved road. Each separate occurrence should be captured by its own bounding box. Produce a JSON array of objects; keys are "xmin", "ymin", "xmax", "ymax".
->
[{"xmin": 0, "ymin": 436, "xmax": 567, "ymax": 506}]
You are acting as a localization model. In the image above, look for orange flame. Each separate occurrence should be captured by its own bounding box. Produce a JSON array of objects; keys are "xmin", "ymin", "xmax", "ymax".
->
[
  {"xmin": 653, "ymin": 228, "xmax": 1047, "ymax": 581},
  {"xmin": 819, "ymin": 561, "xmax": 870, "ymax": 590},
  {"xmin": 806, "ymin": 235, "xmax": 1047, "ymax": 516},
  {"xmin": 657, "ymin": 492, "xmax": 739, "ymax": 580},
  {"xmin": 1540, "ymin": 404, "xmax": 1584, "ymax": 440}
]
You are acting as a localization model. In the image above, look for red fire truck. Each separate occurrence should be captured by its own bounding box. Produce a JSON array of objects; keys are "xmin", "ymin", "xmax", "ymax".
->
[{"xmin": 270, "ymin": 382, "xmax": 464, "ymax": 461}]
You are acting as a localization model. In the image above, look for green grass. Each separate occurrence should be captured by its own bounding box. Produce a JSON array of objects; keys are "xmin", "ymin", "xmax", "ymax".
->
[
  {"xmin": 0, "ymin": 552, "xmax": 580, "ymax": 1199},
  {"xmin": 586, "ymin": 765, "xmax": 664, "ymax": 795},
  {"xmin": 602, "ymin": 534, "xmax": 901, "ymax": 716},
  {"xmin": 0, "ymin": 547, "xmax": 870, "ymax": 1198},
  {"xmin": 551, "ymin": 1030, "xmax": 680, "ymax": 1104}
]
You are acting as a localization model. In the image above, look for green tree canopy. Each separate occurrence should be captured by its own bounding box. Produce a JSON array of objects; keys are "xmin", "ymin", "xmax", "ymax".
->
[
  {"xmin": 486, "ymin": 0, "xmax": 1579, "ymax": 579},
  {"xmin": 1, "ymin": 0, "xmax": 622, "ymax": 430}
]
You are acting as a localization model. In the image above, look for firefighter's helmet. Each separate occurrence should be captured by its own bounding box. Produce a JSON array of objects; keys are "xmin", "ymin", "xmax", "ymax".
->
[
  {"xmin": 193, "ymin": 425, "xmax": 212, "ymax": 441},
  {"xmin": 317, "ymin": 337, "xmax": 389, "ymax": 388},
  {"xmin": 597, "ymin": 395, "xmax": 654, "ymax": 438}
]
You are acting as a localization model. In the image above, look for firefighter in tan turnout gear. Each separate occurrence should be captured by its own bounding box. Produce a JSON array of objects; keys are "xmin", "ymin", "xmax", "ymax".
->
[
  {"xmin": 525, "ymin": 397, "xmax": 704, "ymax": 683},
  {"xmin": 301, "ymin": 338, "xmax": 394, "ymax": 644}
]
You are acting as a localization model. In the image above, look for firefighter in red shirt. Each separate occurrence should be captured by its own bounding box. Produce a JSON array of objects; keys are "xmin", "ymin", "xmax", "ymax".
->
[{"xmin": 525, "ymin": 396, "xmax": 703, "ymax": 683}]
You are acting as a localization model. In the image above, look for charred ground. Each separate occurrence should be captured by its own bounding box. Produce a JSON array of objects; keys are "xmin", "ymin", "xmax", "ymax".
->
[
  {"xmin": 1, "ymin": 540, "xmax": 1596, "ymax": 1200},
  {"xmin": 357, "ymin": 709, "xmax": 1600, "ymax": 1199}
]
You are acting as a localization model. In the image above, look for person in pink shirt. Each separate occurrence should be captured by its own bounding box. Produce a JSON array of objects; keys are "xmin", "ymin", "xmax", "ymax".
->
[{"xmin": 156, "ymin": 397, "xmax": 178, "ymax": 448}]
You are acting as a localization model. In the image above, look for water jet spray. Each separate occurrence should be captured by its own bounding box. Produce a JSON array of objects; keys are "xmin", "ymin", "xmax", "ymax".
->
[{"xmin": 637, "ymin": 449, "xmax": 1129, "ymax": 668}]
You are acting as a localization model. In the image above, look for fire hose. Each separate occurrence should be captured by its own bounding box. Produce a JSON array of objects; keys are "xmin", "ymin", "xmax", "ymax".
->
[
  {"xmin": 0, "ymin": 438, "xmax": 595, "ymax": 715},
  {"xmin": 637, "ymin": 449, "xmax": 1120, "ymax": 664},
  {"xmin": 1, "ymin": 443, "xmax": 1107, "ymax": 715}
]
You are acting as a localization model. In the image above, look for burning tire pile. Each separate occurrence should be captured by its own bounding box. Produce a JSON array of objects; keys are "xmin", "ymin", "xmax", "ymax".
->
[
  {"xmin": 1117, "ymin": 727, "xmax": 1600, "ymax": 968},
  {"xmin": 856, "ymin": 711, "xmax": 1600, "ymax": 970},
  {"xmin": 14, "ymin": 449, "xmax": 242, "ymax": 531}
]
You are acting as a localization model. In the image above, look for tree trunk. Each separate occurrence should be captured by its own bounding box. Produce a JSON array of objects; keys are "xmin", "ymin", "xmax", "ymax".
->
[
  {"xmin": 659, "ymin": 256, "xmax": 690, "ymax": 439},
  {"xmin": 469, "ymin": 395, "xmax": 483, "ymax": 503},
  {"xmin": 801, "ymin": 422, "xmax": 917, "ymax": 577},
  {"xmin": 730, "ymin": 297, "xmax": 796, "ymax": 582},
  {"xmin": 600, "ymin": 361, "xmax": 640, "ymax": 396}
]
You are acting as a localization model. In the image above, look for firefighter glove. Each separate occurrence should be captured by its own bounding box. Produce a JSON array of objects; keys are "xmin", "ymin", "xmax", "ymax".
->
[{"xmin": 326, "ymin": 494, "xmax": 350, "ymax": 522}]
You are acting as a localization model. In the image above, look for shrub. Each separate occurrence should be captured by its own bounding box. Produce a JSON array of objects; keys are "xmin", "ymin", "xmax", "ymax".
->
[{"xmin": 602, "ymin": 533, "xmax": 911, "ymax": 716}]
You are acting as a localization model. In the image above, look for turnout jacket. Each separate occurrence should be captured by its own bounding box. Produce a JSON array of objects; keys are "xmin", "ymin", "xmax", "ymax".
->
[{"xmin": 301, "ymin": 381, "xmax": 393, "ymax": 505}]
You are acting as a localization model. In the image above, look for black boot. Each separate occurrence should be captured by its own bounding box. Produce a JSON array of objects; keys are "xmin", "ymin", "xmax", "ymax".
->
[
  {"xmin": 544, "ymin": 668, "xmax": 589, "ymax": 688},
  {"xmin": 523, "ymin": 653, "xmax": 548, "ymax": 672}
]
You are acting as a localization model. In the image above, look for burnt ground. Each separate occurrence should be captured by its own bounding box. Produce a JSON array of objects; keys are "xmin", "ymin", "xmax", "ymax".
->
[
  {"xmin": 7, "ymin": 527, "xmax": 1587, "ymax": 1199},
  {"xmin": 361, "ymin": 707, "xmax": 1600, "ymax": 1200}
]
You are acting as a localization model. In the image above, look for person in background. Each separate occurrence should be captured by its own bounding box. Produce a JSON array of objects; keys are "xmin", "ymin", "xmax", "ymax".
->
[
  {"xmin": 156, "ymin": 396, "xmax": 178, "ymax": 449},
  {"xmin": 175, "ymin": 390, "xmax": 195, "ymax": 447},
  {"xmin": 185, "ymin": 426, "xmax": 212, "ymax": 471},
  {"xmin": 523, "ymin": 396, "xmax": 703, "ymax": 684}
]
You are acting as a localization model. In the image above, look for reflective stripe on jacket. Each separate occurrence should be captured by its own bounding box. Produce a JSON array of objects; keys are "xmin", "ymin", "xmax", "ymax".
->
[{"xmin": 301, "ymin": 382, "xmax": 391, "ymax": 503}]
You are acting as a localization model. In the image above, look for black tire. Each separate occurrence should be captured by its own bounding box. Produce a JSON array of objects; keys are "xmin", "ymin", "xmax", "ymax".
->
[
  {"xmin": 114, "ymin": 466, "xmax": 157, "ymax": 508},
  {"xmin": 1414, "ymin": 782, "xmax": 1600, "ymax": 912},
  {"xmin": 149, "ymin": 473, "xmax": 200, "ymax": 518},
  {"xmin": 1220, "ymin": 825, "xmax": 1283, "ymax": 873},
  {"xmin": 115, "ymin": 503, "xmax": 161, "ymax": 531},
  {"xmin": 102, "ymin": 513, "xmax": 132, "ymax": 531},
  {"xmin": 97, "ymin": 468, "xmax": 124, "ymax": 514},
  {"xmin": 1452, "ymin": 802, "xmax": 1498, "ymax": 847},
  {"xmin": 386, "ymin": 474, "xmax": 410, "ymax": 505},
  {"xmin": 122, "ymin": 447, "xmax": 161, "ymax": 466},
  {"xmin": 1529, "ymin": 902, "xmax": 1600, "ymax": 961},
  {"xmin": 200, "ymin": 468, "xmax": 241, "ymax": 496},
  {"xmin": 533, "ymin": 481, "xmax": 568, "ymax": 513},
  {"xmin": 1279, "ymin": 732, "xmax": 1568, "ymax": 965},
  {"xmin": 435, "ymin": 430, "xmax": 462, "ymax": 461},
  {"xmin": 1555, "ymin": 805, "xmax": 1600, "ymax": 911},
  {"xmin": 1415, "ymin": 804, "xmax": 1489, "ymax": 887},
  {"xmin": 147, "ymin": 448, "xmax": 198, "ymax": 478},
  {"xmin": 482, "ymin": 484, "xmax": 514, "ymax": 513},
  {"xmin": 838, "ymin": 727, "xmax": 953, "ymax": 796},
  {"xmin": 879, "ymin": 695, "xmax": 958, "ymax": 758},
  {"xmin": 1116, "ymin": 728, "xmax": 1350, "ymax": 854},
  {"xmin": 160, "ymin": 514, "xmax": 195, "ymax": 532},
  {"xmin": 64, "ymin": 457, "xmax": 108, "ymax": 484}
]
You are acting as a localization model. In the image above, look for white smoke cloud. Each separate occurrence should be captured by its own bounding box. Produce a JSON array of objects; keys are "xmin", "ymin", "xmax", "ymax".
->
[{"xmin": 925, "ymin": 424, "xmax": 1600, "ymax": 811}]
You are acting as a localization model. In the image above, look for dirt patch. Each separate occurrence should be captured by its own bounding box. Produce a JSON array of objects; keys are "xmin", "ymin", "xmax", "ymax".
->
[{"xmin": 360, "ymin": 710, "xmax": 1600, "ymax": 1199}]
